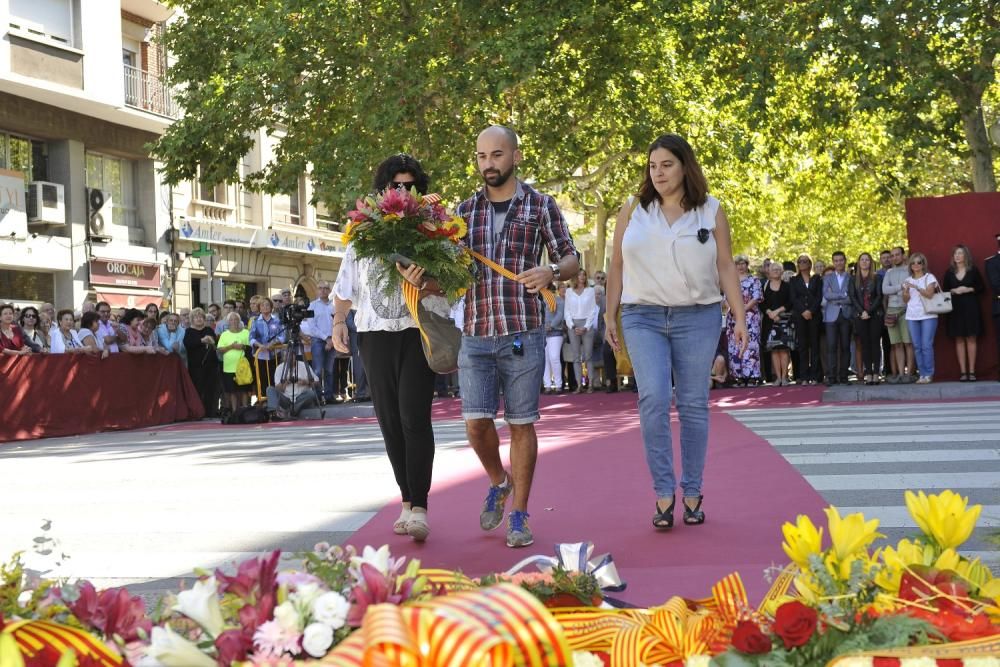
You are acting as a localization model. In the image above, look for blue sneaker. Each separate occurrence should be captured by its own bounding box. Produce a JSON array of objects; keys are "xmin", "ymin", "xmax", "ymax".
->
[
  {"xmin": 479, "ymin": 475, "xmax": 512, "ymax": 531},
  {"xmin": 506, "ymin": 510, "xmax": 533, "ymax": 548}
]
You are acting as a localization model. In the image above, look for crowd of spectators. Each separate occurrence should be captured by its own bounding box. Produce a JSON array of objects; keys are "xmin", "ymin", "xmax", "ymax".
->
[
  {"xmin": 0, "ymin": 290, "xmax": 373, "ymax": 421},
  {"xmin": 2, "ymin": 241, "xmax": 993, "ymax": 422},
  {"xmin": 713, "ymin": 245, "xmax": 989, "ymax": 387}
]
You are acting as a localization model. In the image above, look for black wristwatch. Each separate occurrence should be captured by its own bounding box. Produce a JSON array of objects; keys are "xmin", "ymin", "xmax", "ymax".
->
[{"xmin": 548, "ymin": 263, "xmax": 561, "ymax": 280}]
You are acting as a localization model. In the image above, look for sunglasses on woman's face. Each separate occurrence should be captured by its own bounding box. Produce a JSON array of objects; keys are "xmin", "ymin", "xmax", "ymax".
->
[
  {"xmin": 911, "ymin": 260, "xmax": 924, "ymax": 265},
  {"xmin": 23, "ymin": 313, "xmax": 37, "ymax": 319},
  {"xmin": 392, "ymin": 181, "xmax": 416, "ymax": 189}
]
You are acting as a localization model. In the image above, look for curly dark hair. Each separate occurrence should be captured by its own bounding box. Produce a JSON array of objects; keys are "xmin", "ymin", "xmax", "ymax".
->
[{"xmin": 372, "ymin": 153, "xmax": 429, "ymax": 195}]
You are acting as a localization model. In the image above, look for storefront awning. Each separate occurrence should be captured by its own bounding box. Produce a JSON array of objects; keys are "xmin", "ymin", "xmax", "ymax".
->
[{"xmin": 94, "ymin": 287, "xmax": 164, "ymax": 309}]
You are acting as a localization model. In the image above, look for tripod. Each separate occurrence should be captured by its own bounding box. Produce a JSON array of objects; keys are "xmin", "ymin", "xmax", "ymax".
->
[{"xmin": 271, "ymin": 328, "xmax": 319, "ymax": 418}]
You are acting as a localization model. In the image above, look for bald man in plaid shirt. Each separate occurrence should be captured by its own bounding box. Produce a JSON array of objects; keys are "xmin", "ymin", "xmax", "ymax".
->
[{"xmin": 456, "ymin": 125, "xmax": 579, "ymax": 548}]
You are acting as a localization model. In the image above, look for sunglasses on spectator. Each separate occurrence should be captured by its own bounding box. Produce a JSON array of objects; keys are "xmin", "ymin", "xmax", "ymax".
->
[
  {"xmin": 23, "ymin": 313, "xmax": 37, "ymax": 318},
  {"xmin": 911, "ymin": 260, "xmax": 924, "ymax": 265},
  {"xmin": 392, "ymin": 181, "xmax": 416, "ymax": 189}
]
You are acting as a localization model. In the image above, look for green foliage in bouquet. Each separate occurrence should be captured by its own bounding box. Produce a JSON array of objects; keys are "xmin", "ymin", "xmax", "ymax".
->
[{"xmin": 345, "ymin": 187, "xmax": 475, "ymax": 300}]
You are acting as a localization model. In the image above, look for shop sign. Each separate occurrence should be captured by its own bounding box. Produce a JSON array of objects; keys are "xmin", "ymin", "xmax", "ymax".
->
[
  {"xmin": 90, "ymin": 259, "xmax": 162, "ymax": 288},
  {"xmin": 262, "ymin": 228, "xmax": 344, "ymax": 257},
  {"xmin": 0, "ymin": 169, "xmax": 27, "ymax": 239},
  {"xmin": 179, "ymin": 218, "xmax": 257, "ymax": 248}
]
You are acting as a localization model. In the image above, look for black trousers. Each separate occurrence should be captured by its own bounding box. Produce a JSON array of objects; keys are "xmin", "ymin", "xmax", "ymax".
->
[
  {"xmin": 188, "ymin": 361, "xmax": 221, "ymax": 417},
  {"xmin": 359, "ymin": 328, "xmax": 436, "ymax": 509},
  {"xmin": 794, "ymin": 315, "xmax": 821, "ymax": 381},
  {"xmin": 880, "ymin": 323, "xmax": 892, "ymax": 374},
  {"xmin": 602, "ymin": 341, "xmax": 618, "ymax": 388},
  {"xmin": 855, "ymin": 316, "xmax": 882, "ymax": 376},
  {"xmin": 825, "ymin": 315, "xmax": 852, "ymax": 381}
]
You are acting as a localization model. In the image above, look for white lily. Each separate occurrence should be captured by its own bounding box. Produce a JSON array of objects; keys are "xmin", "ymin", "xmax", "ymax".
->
[
  {"xmin": 172, "ymin": 576, "xmax": 224, "ymax": 638},
  {"xmin": 146, "ymin": 626, "xmax": 216, "ymax": 667},
  {"xmin": 350, "ymin": 545, "xmax": 392, "ymax": 576}
]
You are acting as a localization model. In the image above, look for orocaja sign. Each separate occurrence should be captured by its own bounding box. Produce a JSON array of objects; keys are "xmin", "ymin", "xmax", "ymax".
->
[{"xmin": 89, "ymin": 259, "xmax": 162, "ymax": 288}]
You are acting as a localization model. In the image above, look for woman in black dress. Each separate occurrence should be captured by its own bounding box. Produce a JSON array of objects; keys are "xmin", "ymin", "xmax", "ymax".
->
[
  {"xmin": 942, "ymin": 244, "xmax": 985, "ymax": 381},
  {"xmin": 761, "ymin": 263, "xmax": 793, "ymax": 385},
  {"xmin": 183, "ymin": 307, "xmax": 221, "ymax": 417}
]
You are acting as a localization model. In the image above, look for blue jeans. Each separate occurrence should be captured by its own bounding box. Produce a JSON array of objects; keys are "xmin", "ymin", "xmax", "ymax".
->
[
  {"xmin": 310, "ymin": 339, "xmax": 336, "ymax": 400},
  {"xmin": 458, "ymin": 328, "xmax": 545, "ymax": 424},
  {"xmin": 907, "ymin": 317, "xmax": 937, "ymax": 378},
  {"xmin": 621, "ymin": 303, "xmax": 719, "ymax": 498}
]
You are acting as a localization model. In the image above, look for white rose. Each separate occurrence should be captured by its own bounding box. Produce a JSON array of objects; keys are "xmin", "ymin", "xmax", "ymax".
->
[
  {"xmin": 301, "ymin": 622, "xmax": 335, "ymax": 658},
  {"xmin": 571, "ymin": 652, "xmax": 604, "ymax": 667},
  {"xmin": 685, "ymin": 656, "xmax": 712, "ymax": 667},
  {"xmin": 292, "ymin": 582, "xmax": 322, "ymax": 608},
  {"xmin": 146, "ymin": 626, "xmax": 216, "ymax": 667},
  {"xmin": 273, "ymin": 600, "xmax": 302, "ymax": 631},
  {"xmin": 965, "ymin": 659, "xmax": 1000, "ymax": 667},
  {"xmin": 172, "ymin": 577, "xmax": 224, "ymax": 638},
  {"xmin": 312, "ymin": 591, "xmax": 350, "ymax": 629}
]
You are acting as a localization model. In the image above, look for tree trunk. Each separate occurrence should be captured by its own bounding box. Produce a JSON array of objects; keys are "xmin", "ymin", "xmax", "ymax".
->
[
  {"xmin": 960, "ymin": 104, "xmax": 997, "ymax": 192},
  {"xmin": 593, "ymin": 196, "xmax": 609, "ymax": 271}
]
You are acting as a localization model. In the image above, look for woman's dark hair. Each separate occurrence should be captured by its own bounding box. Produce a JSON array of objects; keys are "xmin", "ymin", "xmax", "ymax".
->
[
  {"xmin": 638, "ymin": 134, "xmax": 708, "ymax": 211},
  {"xmin": 854, "ymin": 252, "xmax": 874, "ymax": 289},
  {"xmin": 56, "ymin": 309, "xmax": 75, "ymax": 323},
  {"xmin": 372, "ymin": 154, "xmax": 429, "ymax": 195},
  {"xmin": 123, "ymin": 308, "xmax": 145, "ymax": 326},
  {"xmin": 18, "ymin": 306, "xmax": 39, "ymax": 327},
  {"xmin": 81, "ymin": 311, "xmax": 100, "ymax": 330},
  {"xmin": 0, "ymin": 303, "xmax": 14, "ymax": 317}
]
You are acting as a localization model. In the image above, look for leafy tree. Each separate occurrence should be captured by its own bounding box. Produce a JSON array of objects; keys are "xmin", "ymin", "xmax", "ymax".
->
[{"xmin": 679, "ymin": 0, "xmax": 1000, "ymax": 192}]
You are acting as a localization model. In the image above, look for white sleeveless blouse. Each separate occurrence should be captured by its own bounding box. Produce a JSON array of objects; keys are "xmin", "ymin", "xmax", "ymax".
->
[{"xmin": 621, "ymin": 195, "xmax": 723, "ymax": 307}]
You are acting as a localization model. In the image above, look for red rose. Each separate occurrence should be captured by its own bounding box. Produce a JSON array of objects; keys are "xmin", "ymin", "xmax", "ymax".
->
[
  {"xmin": 731, "ymin": 619, "xmax": 772, "ymax": 654},
  {"xmin": 771, "ymin": 600, "xmax": 818, "ymax": 649}
]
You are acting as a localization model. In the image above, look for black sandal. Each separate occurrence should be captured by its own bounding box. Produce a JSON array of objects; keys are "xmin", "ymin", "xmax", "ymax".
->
[
  {"xmin": 683, "ymin": 496, "xmax": 706, "ymax": 525},
  {"xmin": 653, "ymin": 497, "xmax": 674, "ymax": 530}
]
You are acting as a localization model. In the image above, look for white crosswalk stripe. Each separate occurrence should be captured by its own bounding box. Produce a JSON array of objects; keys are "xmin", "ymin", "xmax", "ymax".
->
[{"xmin": 728, "ymin": 401, "xmax": 1000, "ymax": 573}]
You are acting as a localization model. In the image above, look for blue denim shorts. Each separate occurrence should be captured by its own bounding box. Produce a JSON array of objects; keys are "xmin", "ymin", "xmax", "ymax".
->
[{"xmin": 458, "ymin": 328, "xmax": 546, "ymax": 424}]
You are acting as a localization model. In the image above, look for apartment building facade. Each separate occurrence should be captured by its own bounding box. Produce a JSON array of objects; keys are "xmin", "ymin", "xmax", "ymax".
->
[{"xmin": 0, "ymin": 0, "xmax": 345, "ymax": 312}]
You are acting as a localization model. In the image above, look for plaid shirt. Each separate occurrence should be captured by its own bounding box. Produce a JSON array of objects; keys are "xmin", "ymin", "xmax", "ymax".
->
[{"xmin": 457, "ymin": 180, "xmax": 577, "ymax": 337}]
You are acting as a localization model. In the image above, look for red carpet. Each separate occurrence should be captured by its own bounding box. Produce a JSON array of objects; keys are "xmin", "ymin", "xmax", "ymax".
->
[{"xmin": 347, "ymin": 390, "xmax": 828, "ymax": 607}]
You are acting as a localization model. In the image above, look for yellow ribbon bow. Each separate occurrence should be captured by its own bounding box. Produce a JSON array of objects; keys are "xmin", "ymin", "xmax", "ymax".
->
[
  {"xmin": 318, "ymin": 583, "xmax": 572, "ymax": 667},
  {"xmin": 551, "ymin": 573, "xmax": 749, "ymax": 666}
]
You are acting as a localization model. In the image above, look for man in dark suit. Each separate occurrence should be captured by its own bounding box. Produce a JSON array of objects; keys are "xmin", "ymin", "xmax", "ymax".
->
[
  {"xmin": 822, "ymin": 251, "xmax": 854, "ymax": 385},
  {"xmin": 984, "ymin": 235, "xmax": 1000, "ymax": 381}
]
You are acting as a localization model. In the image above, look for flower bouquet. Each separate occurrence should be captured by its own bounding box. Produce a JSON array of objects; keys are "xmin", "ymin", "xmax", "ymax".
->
[
  {"xmin": 711, "ymin": 490, "xmax": 1000, "ymax": 666},
  {"xmin": 478, "ymin": 566, "xmax": 604, "ymax": 608},
  {"xmin": 344, "ymin": 188, "xmax": 474, "ymax": 300}
]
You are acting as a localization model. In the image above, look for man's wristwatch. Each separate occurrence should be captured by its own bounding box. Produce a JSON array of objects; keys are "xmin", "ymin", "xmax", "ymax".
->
[{"xmin": 549, "ymin": 263, "xmax": 561, "ymax": 280}]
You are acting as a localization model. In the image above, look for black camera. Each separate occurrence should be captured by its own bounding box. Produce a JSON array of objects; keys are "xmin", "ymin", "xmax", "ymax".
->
[{"xmin": 281, "ymin": 303, "xmax": 315, "ymax": 327}]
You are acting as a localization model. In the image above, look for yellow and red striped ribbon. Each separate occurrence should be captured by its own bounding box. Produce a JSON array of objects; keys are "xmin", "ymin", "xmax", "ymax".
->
[
  {"xmin": 467, "ymin": 250, "xmax": 556, "ymax": 312},
  {"xmin": 825, "ymin": 635, "xmax": 1000, "ymax": 666},
  {"xmin": 317, "ymin": 583, "xmax": 570, "ymax": 667},
  {"xmin": 551, "ymin": 572, "xmax": 749, "ymax": 667},
  {"xmin": 1, "ymin": 618, "xmax": 124, "ymax": 667}
]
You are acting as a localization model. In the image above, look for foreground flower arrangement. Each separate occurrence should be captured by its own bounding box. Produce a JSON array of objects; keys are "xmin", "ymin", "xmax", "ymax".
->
[{"xmin": 1, "ymin": 490, "xmax": 998, "ymax": 666}]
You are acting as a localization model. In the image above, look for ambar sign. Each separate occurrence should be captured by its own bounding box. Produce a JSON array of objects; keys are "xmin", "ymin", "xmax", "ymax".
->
[{"xmin": 90, "ymin": 259, "xmax": 161, "ymax": 288}]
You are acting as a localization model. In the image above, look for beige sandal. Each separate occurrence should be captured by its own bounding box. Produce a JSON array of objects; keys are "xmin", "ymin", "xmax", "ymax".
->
[
  {"xmin": 406, "ymin": 510, "xmax": 429, "ymax": 542},
  {"xmin": 393, "ymin": 508, "xmax": 411, "ymax": 535}
]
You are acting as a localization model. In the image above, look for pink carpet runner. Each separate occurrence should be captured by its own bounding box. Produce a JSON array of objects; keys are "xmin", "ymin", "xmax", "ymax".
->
[{"xmin": 348, "ymin": 387, "xmax": 829, "ymax": 607}]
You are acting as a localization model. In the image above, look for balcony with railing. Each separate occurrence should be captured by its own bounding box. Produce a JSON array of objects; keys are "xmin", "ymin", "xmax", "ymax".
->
[{"xmin": 123, "ymin": 64, "xmax": 178, "ymax": 118}]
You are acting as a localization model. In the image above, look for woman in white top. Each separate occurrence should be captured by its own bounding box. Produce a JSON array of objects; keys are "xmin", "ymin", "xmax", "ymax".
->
[
  {"xmin": 901, "ymin": 251, "xmax": 939, "ymax": 384},
  {"xmin": 50, "ymin": 309, "xmax": 88, "ymax": 355},
  {"xmin": 564, "ymin": 269, "xmax": 599, "ymax": 392},
  {"xmin": 332, "ymin": 153, "xmax": 438, "ymax": 542},
  {"xmin": 605, "ymin": 133, "xmax": 747, "ymax": 531}
]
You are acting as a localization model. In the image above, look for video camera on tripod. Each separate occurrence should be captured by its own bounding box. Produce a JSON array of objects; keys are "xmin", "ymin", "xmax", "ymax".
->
[{"xmin": 280, "ymin": 302, "xmax": 315, "ymax": 337}]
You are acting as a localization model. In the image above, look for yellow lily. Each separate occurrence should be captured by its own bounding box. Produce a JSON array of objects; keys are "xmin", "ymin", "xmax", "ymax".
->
[
  {"xmin": 781, "ymin": 514, "xmax": 824, "ymax": 569},
  {"xmin": 954, "ymin": 557, "xmax": 995, "ymax": 591},
  {"xmin": 904, "ymin": 489, "xmax": 982, "ymax": 550},
  {"xmin": 824, "ymin": 506, "xmax": 883, "ymax": 561}
]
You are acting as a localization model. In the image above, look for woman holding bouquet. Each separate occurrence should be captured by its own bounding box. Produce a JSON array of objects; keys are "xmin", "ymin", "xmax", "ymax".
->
[{"xmin": 332, "ymin": 153, "xmax": 439, "ymax": 542}]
